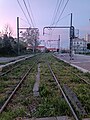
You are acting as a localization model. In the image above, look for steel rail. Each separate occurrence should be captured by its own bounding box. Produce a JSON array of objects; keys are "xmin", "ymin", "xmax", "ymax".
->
[
  {"xmin": 47, "ymin": 61, "xmax": 79, "ymax": 120},
  {"xmin": 0, "ymin": 61, "xmax": 37, "ymax": 114},
  {"xmin": 0, "ymin": 55, "xmax": 36, "ymax": 77},
  {"xmin": 0, "ymin": 64, "xmax": 20, "ymax": 77},
  {"xmin": 70, "ymin": 71, "xmax": 90, "ymax": 85}
]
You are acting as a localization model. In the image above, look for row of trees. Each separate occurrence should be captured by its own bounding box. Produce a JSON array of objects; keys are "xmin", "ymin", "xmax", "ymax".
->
[
  {"xmin": 0, "ymin": 34, "xmax": 27, "ymax": 56},
  {"xmin": 21, "ymin": 27, "xmax": 40, "ymax": 52},
  {"xmin": 0, "ymin": 24, "xmax": 40, "ymax": 56}
]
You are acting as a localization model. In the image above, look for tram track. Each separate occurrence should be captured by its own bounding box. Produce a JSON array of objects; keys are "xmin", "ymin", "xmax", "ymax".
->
[
  {"xmin": 46, "ymin": 61, "xmax": 79, "ymax": 120},
  {"xmin": 53, "ymin": 54, "xmax": 90, "ymax": 85},
  {"xmin": 0, "ymin": 60, "xmax": 37, "ymax": 113},
  {"xmin": 0, "ymin": 53, "xmax": 90, "ymax": 120},
  {"xmin": 0, "ymin": 54, "xmax": 36, "ymax": 77},
  {"xmin": 0, "ymin": 55, "xmax": 39, "ymax": 113}
]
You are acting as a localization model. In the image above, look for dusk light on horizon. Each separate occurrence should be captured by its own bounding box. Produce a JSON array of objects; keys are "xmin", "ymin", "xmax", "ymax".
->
[{"xmin": 0, "ymin": 0, "xmax": 90, "ymax": 48}]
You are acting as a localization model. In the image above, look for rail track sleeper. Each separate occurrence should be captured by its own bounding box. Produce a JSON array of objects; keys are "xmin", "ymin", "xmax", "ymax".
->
[{"xmin": 63, "ymin": 84, "xmax": 86, "ymax": 116}]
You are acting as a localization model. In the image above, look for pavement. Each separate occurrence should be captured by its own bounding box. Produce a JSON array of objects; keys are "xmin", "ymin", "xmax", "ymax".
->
[
  {"xmin": 0, "ymin": 55, "xmax": 30, "ymax": 63},
  {"xmin": 0, "ymin": 54, "xmax": 34, "ymax": 72},
  {"xmin": 54, "ymin": 53, "xmax": 90, "ymax": 73}
]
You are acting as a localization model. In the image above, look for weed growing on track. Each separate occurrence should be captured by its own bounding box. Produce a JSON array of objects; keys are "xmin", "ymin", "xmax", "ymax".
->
[
  {"xmin": 33, "ymin": 62, "xmax": 71, "ymax": 117},
  {"xmin": 48, "ymin": 54, "xmax": 90, "ymax": 118},
  {"xmin": 0, "ymin": 53, "xmax": 90, "ymax": 119},
  {"xmin": 0, "ymin": 66, "xmax": 37, "ymax": 120}
]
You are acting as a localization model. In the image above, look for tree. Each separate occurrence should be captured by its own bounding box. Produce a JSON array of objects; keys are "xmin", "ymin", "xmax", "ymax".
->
[
  {"xmin": 21, "ymin": 28, "xmax": 40, "ymax": 52},
  {"xmin": 3, "ymin": 24, "xmax": 13, "ymax": 37},
  {"xmin": 0, "ymin": 34, "xmax": 13, "ymax": 55}
]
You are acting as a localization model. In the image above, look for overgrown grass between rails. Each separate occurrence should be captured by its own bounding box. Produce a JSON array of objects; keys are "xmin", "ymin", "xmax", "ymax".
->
[
  {"xmin": 46, "ymin": 53, "xmax": 90, "ymax": 117},
  {"xmin": 0, "ymin": 55, "xmax": 40, "ymax": 115},
  {"xmin": 1, "ymin": 53, "xmax": 90, "ymax": 119},
  {"xmin": 73, "ymin": 84, "xmax": 90, "ymax": 115},
  {"xmin": 0, "ymin": 63, "xmax": 37, "ymax": 120},
  {"xmin": 33, "ymin": 62, "xmax": 71, "ymax": 117}
]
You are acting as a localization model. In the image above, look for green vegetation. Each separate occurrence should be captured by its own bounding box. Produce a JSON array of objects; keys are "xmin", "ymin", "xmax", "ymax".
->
[
  {"xmin": 33, "ymin": 62, "xmax": 71, "ymax": 117},
  {"xmin": 0, "ymin": 53, "xmax": 90, "ymax": 119},
  {"xmin": 0, "ymin": 56, "xmax": 39, "ymax": 110},
  {"xmin": 0, "ymin": 35, "xmax": 27, "ymax": 56},
  {"xmin": 47, "ymin": 54, "xmax": 90, "ymax": 117}
]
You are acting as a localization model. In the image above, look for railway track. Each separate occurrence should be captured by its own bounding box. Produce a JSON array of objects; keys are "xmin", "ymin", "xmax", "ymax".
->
[
  {"xmin": 0, "ymin": 55, "xmax": 39, "ymax": 113},
  {"xmin": 53, "ymin": 54, "xmax": 90, "ymax": 85},
  {"xmin": 0, "ymin": 54, "xmax": 36, "ymax": 77},
  {"xmin": 50, "ymin": 54, "xmax": 90, "ymax": 118},
  {"xmin": 0, "ymin": 53, "xmax": 90, "ymax": 120},
  {"xmin": 46, "ymin": 61, "xmax": 79, "ymax": 120},
  {"xmin": 0, "ymin": 62, "xmax": 36, "ymax": 113}
]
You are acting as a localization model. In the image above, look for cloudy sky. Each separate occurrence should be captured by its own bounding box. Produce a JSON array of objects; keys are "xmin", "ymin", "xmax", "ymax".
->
[{"xmin": 0, "ymin": 0, "xmax": 90, "ymax": 48}]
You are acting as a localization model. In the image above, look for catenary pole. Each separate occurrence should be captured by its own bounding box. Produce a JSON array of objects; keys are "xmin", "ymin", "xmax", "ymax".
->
[
  {"xmin": 17, "ymin": 17, "xmax": 20, "ymax": 55},
  {"xmin": 58, "ymin": 35, "xmax": 60, "ymax": 53},
  {"xmin": 70, "ymin": 13, "xmax": 73, "ymax": 60}
]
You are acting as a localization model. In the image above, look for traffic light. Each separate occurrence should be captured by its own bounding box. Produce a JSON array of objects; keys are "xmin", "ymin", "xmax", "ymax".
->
[{"xmin": 70, "ymin": 26, "xmax": 75, "ymax": 39}]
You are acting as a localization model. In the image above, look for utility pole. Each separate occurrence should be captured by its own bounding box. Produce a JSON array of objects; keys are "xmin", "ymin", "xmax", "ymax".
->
[
  {"xmin": 17, "ymin": 17, "xmax": 20, "ymax": 55},
  {"xmin": 43, "ymin": 19, "xmax": 75, "ymax": 59},
  {"xmin": 58, "ymin": 35, "xmax": 60, "ymax": 54}
]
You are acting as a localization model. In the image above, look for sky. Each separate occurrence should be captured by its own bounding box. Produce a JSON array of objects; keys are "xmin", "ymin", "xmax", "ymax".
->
[{"xmin": 0, "ymin": 0, "xmax": 90, "ymax": 48}]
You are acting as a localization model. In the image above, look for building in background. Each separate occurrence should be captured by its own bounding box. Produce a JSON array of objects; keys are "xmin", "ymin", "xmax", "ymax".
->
[
  {"xmin": 85, "ymin": 34, "xmax": 90, "ymax": 42},
  {"xmin": 27, "ymin": 44, "xmax": 46, "ymax": 52},
  {"xmin": 72, "ymin": 37, "xmax": 87, "ymax": 54}
]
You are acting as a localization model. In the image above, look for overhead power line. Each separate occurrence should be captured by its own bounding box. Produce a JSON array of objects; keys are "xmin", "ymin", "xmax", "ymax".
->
[
  {"xmin": 52, "ymin": 0, "xmax": 64, "ymax": 25},
  {"xmin": 17, "ymin": 0, "xmax": 31, "ymax": 26},
  {"xmin": 20, "ymin": 18, "xmax": 30, "ymax": 26},
  {"xmin": 58, "ymin": 13, "xmax": 70, "ymax": 21},
  {"xmin": 55, "ymin": 0, "xmax": 70, "ymax": 25},
  {"xmin": 51, "ymin": 0, "xmax": 60, "ymax": 25},
  {"xmin": 22, "ymin": 0, "xmax": 34, "ymax": 27},
  {"xmin": 27, "ymin": 0, "xmax": 36, "ymax": 26}
]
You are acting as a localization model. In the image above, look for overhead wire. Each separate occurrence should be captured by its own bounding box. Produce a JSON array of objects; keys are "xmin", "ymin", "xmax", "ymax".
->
[
  {"xmin": 51, "ymin": 0, "xmax": 60, "ymax": 26},
  {"xmin": 22, "ymin": 0, "xmax": 34, "ymax": 27},
  {"xmin": 49, "ymin": 0, "xmax": 70, "ymax": 43},
  {"xmin": 55, "ymin": 0, "xmax": 70, "ymax": 25},
  {"xmin": 20, "ymin": 18, "xmax": 30, "ymax": 26},
  {"xmin": 57, "ymin": 13, "xmax": 70, "ymax": 22},
  {"xmin": 52, "ymin": 0, "xmax": 64, "ymax": 26},
  {"xmin": 49, "ymin": 0, "xmax": 62, "ymax": 41},
  {"xmin": 49, "ymin": 0, "xmax": 64, "ymax": 41},
  {"xmin": 26, "ymin": 0, "xmax": 36, "ymax": 27},
  {"xmin": 17, "ymin": 0, "xmax": 31, "ymax": 26}
]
